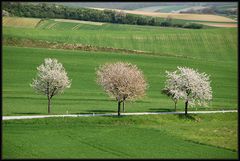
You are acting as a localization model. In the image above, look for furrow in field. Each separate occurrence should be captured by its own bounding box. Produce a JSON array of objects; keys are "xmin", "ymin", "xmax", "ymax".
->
[
  {"xmin": 72, "ymin": 24, "xmax": 80, "ymax": 30},
  {"xmin": 47, "ymin": 22, "xmax": 58, "ymax": 29}
]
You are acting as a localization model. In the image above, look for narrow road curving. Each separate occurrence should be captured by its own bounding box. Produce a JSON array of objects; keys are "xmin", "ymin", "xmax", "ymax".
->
[{"xmin": 2, "ymin": 110, "xmax": 237, "ymax": 120}]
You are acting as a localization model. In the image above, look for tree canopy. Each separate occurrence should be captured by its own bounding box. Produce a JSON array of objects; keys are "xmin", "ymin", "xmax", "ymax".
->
[
  {"xmin": 96, "ymin": 62, "xmax": 148, "ymax": 116},
  {"xmin": 30, "ymin": 58, "xmax": 71, "ymax": 114},
  {"xmin": 163, "ymin": 67, "xmax": 212, "ymax": 115}
]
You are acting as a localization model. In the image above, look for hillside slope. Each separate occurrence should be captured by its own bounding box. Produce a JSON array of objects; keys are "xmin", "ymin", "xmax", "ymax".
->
[{"xmin": 2, "ymin": 17, "xmax": 237, "ymax": 62}]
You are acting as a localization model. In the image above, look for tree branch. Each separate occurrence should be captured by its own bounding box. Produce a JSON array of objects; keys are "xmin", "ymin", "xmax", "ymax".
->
[{"xmin": 50, "ymin": 86, "xmax": 57, "ymax": 99}]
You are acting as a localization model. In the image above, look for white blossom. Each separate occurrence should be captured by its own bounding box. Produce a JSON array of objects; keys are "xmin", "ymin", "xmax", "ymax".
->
[
  {"xmin": 96, "ymin": 62, "xmax": 148, "ymax": 116},
  {"xmin": 96, "ymin": 62, "xmax": 148, "ymax": 102},
  {"xmin": 30, "ymin": 58, "xmax": 71, "ymax": 113},
  {"xmin": 175, "ymin": 66, "xmax": 212, "ymax": 107},
  {"xmin": 163, "ymin": 66, "xmax": 212, "ymax": 115}
]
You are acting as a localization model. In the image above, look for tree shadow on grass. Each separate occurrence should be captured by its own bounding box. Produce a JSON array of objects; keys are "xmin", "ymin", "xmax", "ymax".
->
[
  {"xmin": 12, "ymin": 112, "xmax": 44, "ymax": 115},
  {"xmin": 52, "ymin": 98, "xmax": 114, "ymax": 103},
  {"xmin": 147, "ymin": 108, "xmax": 175, "ymax": 112},
  {"xmin": 86, "ymin": 109, "xmax": 116, "ymax": 113},
  {"xmin": 6, "ymin": 96, "xmax": 46, "ymax": 101},
  {"xmin": 72, "ymin": 109, "xmax": 116, "ymax": 114},
  {"xmin": 177, "ymin": 114, "xmax": 200, "ymax": 122},
  {"xmin": 112, "ymin": 115, "xmax": 126, "ymax": 118}
]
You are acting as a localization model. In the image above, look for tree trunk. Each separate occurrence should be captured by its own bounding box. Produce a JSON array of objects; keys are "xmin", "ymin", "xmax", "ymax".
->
[
  {"xmin": 174, "ymin": 102, "xmax": 177, "ymax": 111},
  {"xmin": 48, "ymin": 97, "xmax": 51, "ymax": 114},
  {"xmin": 185, "ymin": 100, "xmax": 188, "ymax": 115},
  {"xmin": 122, "ymin": 100, "xmax": 125, "ymax": 112},
  {"xmin": 117, "ymin": 100, "xmax": 121, "ymax": 116}
]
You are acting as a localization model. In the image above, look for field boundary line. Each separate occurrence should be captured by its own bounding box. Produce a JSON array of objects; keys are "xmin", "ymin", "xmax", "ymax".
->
[
  {"xmin": 3, "ymin": 38, "xmax": 203, "ymax": 60},
  {"xmin": 2, "ymin": 110, "xmax": 237, "ymax": 120}
]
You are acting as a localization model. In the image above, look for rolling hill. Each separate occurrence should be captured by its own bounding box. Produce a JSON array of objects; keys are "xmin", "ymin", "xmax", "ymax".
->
[{"xmin": 2, "ymin": 12, "xmax": 238, "ymax": 159}]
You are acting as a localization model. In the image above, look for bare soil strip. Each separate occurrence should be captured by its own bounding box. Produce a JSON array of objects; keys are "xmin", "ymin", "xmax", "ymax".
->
[
  {"xmin": 3, "ymin": 38, "xmax": 180, "ymax": 58},
  {"xmin": 3, "ymin": 110, "xmax": 237, "ymax": 120},
  {"xmin": 54, "ymin": 19, "xmax": 105, "ymax": 25}
]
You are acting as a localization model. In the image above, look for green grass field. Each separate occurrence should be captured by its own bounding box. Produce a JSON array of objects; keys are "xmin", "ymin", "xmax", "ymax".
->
[
  {"xmin": 3, "ymin": 21, "xmax": 237, "ymax": 62},
  {"xmin": 2, "ymin": 16, "xmax": 238, "ymax": 159},
  {"xmin": 3, "ymin": 113, "xmax": 238, "ymax": 159},
  {"xmin": 2, "ymin": 46, "xmax": 237, "ymax": 115}
]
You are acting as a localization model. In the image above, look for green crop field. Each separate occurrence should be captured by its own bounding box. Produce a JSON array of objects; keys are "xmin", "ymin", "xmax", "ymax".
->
[
  {"xmin": 3, "ymin": 113, "xmax": 238, "ymax": 159},
  {"xmin": 2, "ymin": 15, "xmax": 238, "ymax": 159}
]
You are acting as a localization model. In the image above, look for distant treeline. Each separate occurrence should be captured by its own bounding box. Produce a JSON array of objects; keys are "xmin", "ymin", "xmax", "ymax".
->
[{"xmin": 2, "ymin": 2, "xmax": 203, "ymax": 29}]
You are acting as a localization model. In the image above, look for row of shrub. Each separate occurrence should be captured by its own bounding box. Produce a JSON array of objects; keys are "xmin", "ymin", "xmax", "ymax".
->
[{"xmin": 2, "ymin": 2, "xmax": 203, "ymax": 29}]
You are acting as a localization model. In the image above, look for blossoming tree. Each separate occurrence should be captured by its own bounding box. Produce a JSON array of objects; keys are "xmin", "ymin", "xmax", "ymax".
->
[
  {"xmin": 30, "ymin": 58, "xmax": 71, "ymax": 114},
  {"xmin": 161, "ymin": 70, "xmax": 184, "ymax": 111},
  {"xmin": 163, "ymin": 67, "xmax": 212, "ymax": 115},
  {"xmin": 96, "ymin": 62, "xmax": 148, "ymax": 116}
]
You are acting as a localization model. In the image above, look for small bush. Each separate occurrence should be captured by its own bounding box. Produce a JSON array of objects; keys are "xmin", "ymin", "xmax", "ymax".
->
[
  {"xmin": 183, "ymin": 23, "xmax": 203, "ymax": 29},
  {"xmin": 160, "ymin": 21, "xmax": 172, "ymax": 27},
  {"xmin": 172, "ymin": 23, "xmax": 184, "ymax": 28}
]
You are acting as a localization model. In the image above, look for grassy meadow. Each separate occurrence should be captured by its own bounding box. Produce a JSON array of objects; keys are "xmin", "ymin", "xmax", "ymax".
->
[
  {"xmin": 2, "ymin": 45, "xmax": 237, "ymax": 115},
  {"xmin": 3, "ymin": 113, "xmax": 238, "ymax": 159},
  {"xmin": 2, "ymin": 16, "xmax": 238, "ymax": 159}
]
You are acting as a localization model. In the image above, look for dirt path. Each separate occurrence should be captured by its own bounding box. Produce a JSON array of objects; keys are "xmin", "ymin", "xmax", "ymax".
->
[
  {"xmin": 2, "ymin": 110, "xmax": 237, "ymax": 120},
  {"xmin": 195, "ymin": 22, "xmax": 237, "ymax": 28}
]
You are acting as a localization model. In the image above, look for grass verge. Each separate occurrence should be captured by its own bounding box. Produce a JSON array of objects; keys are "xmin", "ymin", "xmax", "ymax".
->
[{"xmin": 2, "ymin": 113, "xmax": 237, "ymax": 159}]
